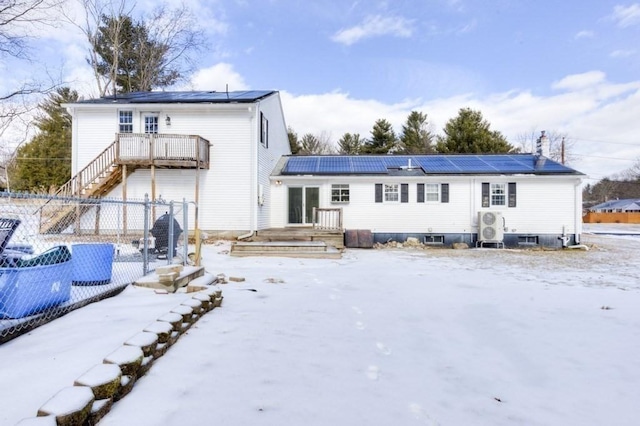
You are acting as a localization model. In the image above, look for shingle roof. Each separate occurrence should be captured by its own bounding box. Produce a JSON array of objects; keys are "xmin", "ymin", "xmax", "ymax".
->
[
  {"xmin": 590, "ymin": 199, "xmax": 640, "ymax": 211},
  {"xmin": 73, "ymin": 90, "xmax": 277, "ymax": 104},
  {"xmin": 277, "ymin": 154, "xmax": 583, "ymax": 176}
]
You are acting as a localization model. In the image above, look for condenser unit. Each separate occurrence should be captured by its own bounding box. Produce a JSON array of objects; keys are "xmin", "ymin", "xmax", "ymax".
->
[{"xmin": 478, "ymin": 211, "xmax": 504, "ymax": 242}]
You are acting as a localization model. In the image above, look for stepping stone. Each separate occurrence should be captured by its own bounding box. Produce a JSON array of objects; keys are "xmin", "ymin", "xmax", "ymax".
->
[
  {"xmin": 37, "ymin": 386, "xmax": 94, "ymax": 426},
  {"xmin": 74, "ymin": 363, "xmax": 122, "ymax": 400},
  {"xmin": 124, "ymin": 331, "xmax": 159, "ymax": 357},
  {"xmin": 143, "ymin": 321, "xmax": 174, "ymax": 344},
  {"xmin": 104, "ymin": 345, "xmax": 143, "ymax": 377}
]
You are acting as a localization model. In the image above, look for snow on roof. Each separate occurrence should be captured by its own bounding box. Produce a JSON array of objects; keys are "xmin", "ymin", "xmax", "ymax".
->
[{"xmin": 590, "ymin": 199, "xmax": 640, "ymax": 211}]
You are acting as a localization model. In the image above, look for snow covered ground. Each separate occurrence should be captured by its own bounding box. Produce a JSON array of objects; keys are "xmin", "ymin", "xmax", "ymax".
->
[{"xmin": 1, "ymin": 224, "xmax": 640, "ymax": 425}]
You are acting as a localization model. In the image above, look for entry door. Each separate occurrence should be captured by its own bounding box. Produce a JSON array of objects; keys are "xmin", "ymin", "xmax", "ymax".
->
[
  {"xmin": 143, "ymin": 114, "xmax": 159, "ymax": 134},
  {"xmin": 288, "ymin": 186, "xmax": 319, "ymax": 225}
]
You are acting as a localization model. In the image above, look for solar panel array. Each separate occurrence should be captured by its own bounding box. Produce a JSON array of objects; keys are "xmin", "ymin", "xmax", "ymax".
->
[
  {"xmin": 80, "ymin": 90, "xmax": 276, "ymax": 104},
  {"xmin": 281, "ymin": 155, "xmax": 579, "ymax": 175}
]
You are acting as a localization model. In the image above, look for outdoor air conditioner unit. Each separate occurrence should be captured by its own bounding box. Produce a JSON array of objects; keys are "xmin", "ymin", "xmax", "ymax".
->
[{"xmin": 478, "ymin": 211, "xmax": 504, "ymax": 242}]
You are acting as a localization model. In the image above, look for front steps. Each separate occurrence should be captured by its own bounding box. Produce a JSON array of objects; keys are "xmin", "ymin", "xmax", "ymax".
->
[
  {"xmin": 249, "ymin": 228, "xmax": 345, "ymax": 250},
  {"xmin": 230, "ymin": 241, "xmax": 342, "ymax": 259}
]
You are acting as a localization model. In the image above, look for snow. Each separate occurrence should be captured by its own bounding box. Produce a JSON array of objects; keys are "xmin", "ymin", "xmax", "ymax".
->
[{"xmin": 1, "ymin": 225, "xmax": 640, "ymax": 425}]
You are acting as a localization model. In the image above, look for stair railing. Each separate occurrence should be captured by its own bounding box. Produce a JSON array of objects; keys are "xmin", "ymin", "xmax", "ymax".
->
[{"xmin": 56, "ymin": 140, "xmax": 118, "ymax": 198}]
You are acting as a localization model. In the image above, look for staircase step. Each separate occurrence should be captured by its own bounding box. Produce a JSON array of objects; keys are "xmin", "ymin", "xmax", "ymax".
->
[{"xmin": 230, "ymin": 242, "xmax": 341, "ymax": 259}]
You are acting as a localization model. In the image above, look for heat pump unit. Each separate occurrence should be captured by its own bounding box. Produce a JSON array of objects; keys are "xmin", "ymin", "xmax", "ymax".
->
[{"xmin": 478, "ymin": 211, "xmax": 504, "ymax": 242}]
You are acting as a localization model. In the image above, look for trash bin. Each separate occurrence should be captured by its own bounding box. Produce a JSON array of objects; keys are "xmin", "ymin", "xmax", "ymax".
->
[
  {"xmin": 72, "ymin": 244, "xmax": 114, "ymax": 285},
  {"xmin": 0, "ymin": 246, "xmax": 73, "ymax": 318}
]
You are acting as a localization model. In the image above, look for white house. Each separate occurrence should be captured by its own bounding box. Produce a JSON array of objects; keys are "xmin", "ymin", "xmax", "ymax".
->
[
  {"xmin": 60, "ymin": 90, "xmax": 585, "ymax": 248},
  {"xmin": 61, "ymin": 90, "xmax": 291, "ymax": 237},
  {"xmin": 269, "ymin": 153, "xmax": 585, "ymax": 248}
]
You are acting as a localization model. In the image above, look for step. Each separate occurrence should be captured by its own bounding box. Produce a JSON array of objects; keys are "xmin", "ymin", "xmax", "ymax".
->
[
  {"xmin": 232, "ymin": 241, "xmax": 329, "ymax": 253},
  {"xmin": 230, "ymin": 241, "xmax": 342, "ymax": 259},
  {"xmin": 134, "ymin": 266, "xmax": 205, "ymax": 293}
]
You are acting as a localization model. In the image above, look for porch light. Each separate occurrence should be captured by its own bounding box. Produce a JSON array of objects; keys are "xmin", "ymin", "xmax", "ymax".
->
[
  {"xmin": 165, "ymin": 116, "xmax": 171, "ymax": 126},
  {"xmin": 275, "ymin": 180, "xmax": 282, "ymax": 186}
]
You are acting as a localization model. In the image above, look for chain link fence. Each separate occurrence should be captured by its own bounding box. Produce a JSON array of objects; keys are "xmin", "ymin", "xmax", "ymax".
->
[{"xmin": 1, "ymin": 191, "xmax": 192, "ymax": 343}]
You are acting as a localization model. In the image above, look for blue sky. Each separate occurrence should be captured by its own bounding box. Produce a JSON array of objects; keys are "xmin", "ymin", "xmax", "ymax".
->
[{"xmin": 2, "ymin": 0, "xmax": 640, "ymax": 184}]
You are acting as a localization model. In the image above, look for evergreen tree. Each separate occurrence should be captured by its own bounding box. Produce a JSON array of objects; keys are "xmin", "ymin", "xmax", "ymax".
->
[
  {"xmin": 9, "ymin": 88, "xmax": 78, "ymax": 191},
  {"xmin": 93, "ymin": 14, "xmax": 179, "ymax": 93},
  {"xmin": 435, "ymin": 108, "xmax": 516, "ymax": 154},
  {"xmin": 399, "ymin": 111, "xmax": 434, "ymax": 154},
  {"xmin": 337, "ymin": 133, "xmax": 364, "ymax": 154},
  {"xmin": 362, "ymin": 119, "xmax": 397, "ymax": 154},
  {"xmin": 287, "ymin": 126, "xmax": 301, "ymax": 154}
]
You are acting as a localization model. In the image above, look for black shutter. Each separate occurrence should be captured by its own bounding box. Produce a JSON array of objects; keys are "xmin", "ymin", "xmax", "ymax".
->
[
  {"xmin": 508, "ymin": 182, "xmax": 517, "ymax": 207},
  {"xmin": 417, "ymin": 183, "xmax": 425, "ymax": 203},
  {"xmin": 401, "ymin": 184, "xmax": 409, "ymax": 203},
  {"xmin": 482, "ymin": 182, "xmax": 490, "ymax": 207},
  {"xmin": 375, "ymin": 184, "xmax": 383, "ymax": 203},
  {"xmin": 441, "ymin": 183, "xmax": 449, "ymax": 203}
]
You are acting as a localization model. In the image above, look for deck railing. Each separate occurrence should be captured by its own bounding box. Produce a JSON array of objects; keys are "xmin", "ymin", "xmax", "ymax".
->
[
  {"xmin": 312, "ymin": 207, "xmax": 343, "ymax": 230},
  {"xmin": 117, "ymin": 133, "xmax": 210, "ymax": 168}
]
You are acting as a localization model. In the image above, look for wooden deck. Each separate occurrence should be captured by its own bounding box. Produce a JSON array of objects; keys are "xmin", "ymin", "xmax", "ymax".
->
[{"xmin": 230, "ymin": 227, "xmax": 345, "ymax": 258}]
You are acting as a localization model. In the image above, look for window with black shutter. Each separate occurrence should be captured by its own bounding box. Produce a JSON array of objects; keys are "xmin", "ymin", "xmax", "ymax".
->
[
  {"xmin": 508, "ymin": 182, "xmax": 517, "ymax": 207},
  {"xmin": 375, "ymin": 184, "xmax": 383, "ymax": 203},
  {"xmin": 441, "ymin": 183, "xmax": 449, "ymax": 203},
  {"xmin": 401, "ymin": 184, "xmax": 408, "ymax": 203},
  {"xmin": 482, "ymin": 182, "xmax": 490, "ymax": 207}
]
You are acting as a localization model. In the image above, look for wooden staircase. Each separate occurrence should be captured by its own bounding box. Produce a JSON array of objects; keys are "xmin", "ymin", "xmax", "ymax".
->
[{"xmin": 39, "ymin": 142, "xmax": 124, "ymax": 234}]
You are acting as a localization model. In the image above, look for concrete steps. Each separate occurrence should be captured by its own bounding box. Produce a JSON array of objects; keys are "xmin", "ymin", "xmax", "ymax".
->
[
  {"xmin": 134, "ymin": 266, "xmax": 214, "ymax": 293},
  {"xmin": 230, "ymin": 241, "xmax": 342, "ymax": 259}
]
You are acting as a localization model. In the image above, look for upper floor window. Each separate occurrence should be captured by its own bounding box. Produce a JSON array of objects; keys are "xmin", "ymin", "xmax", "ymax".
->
[
  {"xmin": 331, "ymin": 184, "xmax": 350, "ymax": 203},
  {"xmin": 260, "ymin": 112, "xmax": 268, "ymax": 147},
  {"xmin": 119, "ymin": 111, "xmax": 133, "ymax": 133}
]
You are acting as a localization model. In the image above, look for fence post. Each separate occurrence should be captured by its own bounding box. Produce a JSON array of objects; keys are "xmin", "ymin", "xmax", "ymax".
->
[
  {"xmin": 168, "ymin": 201, "xmax": 175, "ymax": 264},
  {"xmin": 143, "ymin": 194, "xmax": 150, "ymax": 275},
  {"xmin": 183, "ymin": 198, "xmax": 189, "ymax": 266}
]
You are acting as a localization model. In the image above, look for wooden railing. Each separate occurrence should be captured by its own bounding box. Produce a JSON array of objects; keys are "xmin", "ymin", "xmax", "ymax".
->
[
  {"xmin": 117, "ymin": 133, "xmax": 210, "ymax": 168},
  {"xmin": 58, "ymin": 141, "xmax": 118, "ymax": 198},
  {"xmin": 312, "ymin": 207, "xmax": 343, "ymax": 230}
]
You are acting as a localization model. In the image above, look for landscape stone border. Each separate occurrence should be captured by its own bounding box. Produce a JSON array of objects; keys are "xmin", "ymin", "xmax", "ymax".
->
[{"xmin": 16, "ymin": 287, "xmax": 223, "ymax": 426}]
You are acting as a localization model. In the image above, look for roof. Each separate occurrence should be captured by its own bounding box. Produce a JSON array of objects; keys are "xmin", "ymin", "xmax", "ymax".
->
[
  {"xmin": 71, "ymin": 90, "xmax": 277, "ymax": 105},
  {"xmin": 590, "ymin": 199, "xmax": 640, "ymax": 211},
  {"xmin": 276, "ymin": 154, "xmax": 583, "ymax": 176}
]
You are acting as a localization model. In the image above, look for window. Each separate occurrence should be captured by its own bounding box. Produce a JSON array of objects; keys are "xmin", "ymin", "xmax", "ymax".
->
[
  {"xmin": 518, "ymin": 235, "xmax": 538, "ymax": 245},
  {"xmin": 482, "ymin": 182, "xmax": 516, "ymax": 207},
  {"xmin": 384, "ymin": 184, "xmax": 399, "ymax": 202},
  {"xmin": 418, "ymin": 183, "xmax": 449, "ymax": 203},
  {"xmin": 424, "ymin": 235, "xmax": 445, "ymax": 245},
  {"xmin": 260, "ymin": 112, "xmax": 268, "ymax": 147},
  {"xmin": 425, "ymin": 184, "xmax": 439, "ymax": 202},
  {"xmin": 119, "ymin": 111, "xmax": 133, "ymax": 133},
  {"xmin": 144, "ymin": 115, "xmax": 158, "ymax": 134},
  {"xmin": 491, "ymin": 183, "xmax": 506, "ymax": 206},
  {"xmin": 331, "ymin": 184, "xmax": 350, "ymax": 203}
]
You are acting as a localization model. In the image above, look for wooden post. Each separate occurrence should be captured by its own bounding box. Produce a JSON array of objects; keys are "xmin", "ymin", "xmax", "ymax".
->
[
  {"xmin": 151, "ymin": 164, "xmax": 156, "ymax": 220},
  {"xmin": 194, "ymin": 137, "xmax": 201, "ymax": 266},
  {"xmin": 122, "ymin": 164, "xmax": 127, "ymax": 236}
]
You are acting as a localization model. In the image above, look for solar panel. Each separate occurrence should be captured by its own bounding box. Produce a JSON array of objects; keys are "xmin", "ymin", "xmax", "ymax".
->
[
  {"xmin": 284, "ymin": 157, "xmax": 318, "ymax": 173},
  {"xmin": 318, "ymin": 157, "xmax": 350, "ymax": 173},
  {"xmin": 447, "ymin": 156, "xmax": 495, "ymax": 172},
  {"xmin": 350, "ymin": 157, "xmax": 388, "ymax": 173},
  {"xmin": 417, "ymin": 157, "xmax": 461, "ymax": 173}
]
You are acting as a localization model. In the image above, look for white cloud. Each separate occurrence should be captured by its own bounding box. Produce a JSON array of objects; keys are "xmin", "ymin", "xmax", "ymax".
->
[
  {"xmin": 610, "ymin": 49, "xmax": 636, "ymax": 58},
  {"xmin": 552, "ymin": 71, "xmax": 607, "ymax": 91},
  {"xmin": 574, "ymin": 30, "xmax": 595, "ymax": 39},
  {"xmin": 611, "ymin": 4, "xmax": 640, "ymax": 28},
  {"xmin": 331, "ymin": 15, "xmax": 414, "ymax": 46},
  {"xmin": 185, "ymin": 63, "xmax": 249, "ymax": 91}
]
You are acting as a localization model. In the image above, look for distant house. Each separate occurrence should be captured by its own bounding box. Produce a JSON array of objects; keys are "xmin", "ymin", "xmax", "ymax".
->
[
  {"xmin": 58, "ymin": 90, "xmax": 585, "ymax": 248},
  {"xmin": 270, "ymin": 153, "xmax": 585, "ymax": 248},
  {"xmin": 583, "ymin": 199, "xmax": 640, "ymax": 224}
]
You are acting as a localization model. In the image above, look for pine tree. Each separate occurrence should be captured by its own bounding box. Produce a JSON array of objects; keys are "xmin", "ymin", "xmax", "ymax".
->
[
  {"xmin": 9, "ymin": 88, "xmax": 78, "ymax": 192},
  {"xmin": 337, "ymin": 133, "xmax": 364, "ymax": 154},
  {"xmin": 435, "ymin": 108, "xmax": 516, "ymax": 154},
  {"xmin": 288, "ymin": 126, "xmax": 302, "ymax": 154},
  {"xmin": 399, "ymin": 111, "xmax": 434, "ymax": 154},
  {"xmin": 361, "ymin": 119, "xmax": 397, "ymax": 154}
]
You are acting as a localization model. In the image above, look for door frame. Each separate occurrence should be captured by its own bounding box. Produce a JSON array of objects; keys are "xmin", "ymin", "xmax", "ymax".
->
[{"xmin": 287, "ymin": 185, "xmax": 320, "ymax": 226}]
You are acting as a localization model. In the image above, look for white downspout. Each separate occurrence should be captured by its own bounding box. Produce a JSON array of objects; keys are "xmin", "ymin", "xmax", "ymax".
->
[{"xmin": 238, "ymin": 104, "xmax": 258, "ymax": 241}]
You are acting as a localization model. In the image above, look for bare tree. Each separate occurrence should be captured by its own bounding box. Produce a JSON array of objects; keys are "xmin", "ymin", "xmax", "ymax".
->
[
  {"xmin": 516, "ymin": 129, "xmax": 576, "ymax": 164},
  {"xmin": 66, "ymin": 1, "xmax": 205, "ymax": 95},
  {"xmin": 1, "ymin": 0, "xmax": 65, "ymax": 174}
]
